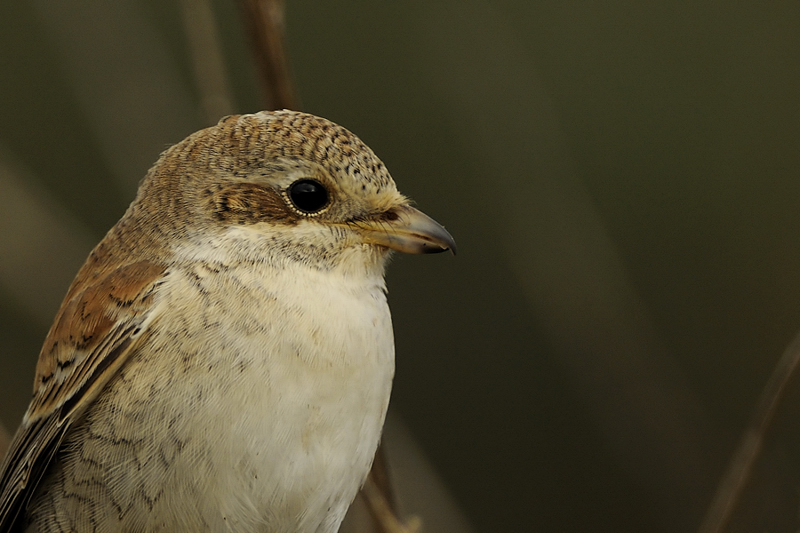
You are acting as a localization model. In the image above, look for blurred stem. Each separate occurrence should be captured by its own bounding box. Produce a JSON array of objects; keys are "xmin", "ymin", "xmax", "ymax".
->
[
  {"xmin": 362, "ymin": 453, "xmax": 422, "ymax": 533},
  {"xmin": 0, "ymin": 421, "xmax": 9, "ymax": 459},
  {"xmin": 178, "ymin": 0, "xmax": 236, "ymax": 123},
  {"xmin": 236, "ymin": 0, "xmax": 298, "ymax": 110},
  {"xmin": 361, "ymin": 444, "xmax": 421, "ymax": 533},
  {"xmin": 698, "ymin": 329, "xmax": 800, "ymax": 533}
]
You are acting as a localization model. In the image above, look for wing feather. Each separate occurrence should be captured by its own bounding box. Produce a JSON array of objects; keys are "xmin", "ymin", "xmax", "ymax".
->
[{"xmin": 0, "ymin": 260, "xmax": 167, "ymax": 532}]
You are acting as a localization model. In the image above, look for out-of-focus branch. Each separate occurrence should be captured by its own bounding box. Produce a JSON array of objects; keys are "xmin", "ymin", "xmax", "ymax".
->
[
  {"xmin": 0, "ymin": 422, "xmax": 9, "ymax": 459},
  {"xmin": 179, "ymin": 0, "xmax": 236, "ymax": 123},
  {"xmin": 0, "ymin": 148, "xmax": 95, "ymax": 326},
  {"xmin": 368, "ymin": 446, "xmax": 397, "ymax": 518},
  {"xmin": 698, "ymin": 330, "xmax": 800, "ymax": 533},
  {"xmin": 236, "ymin": 0, "xmax": 297, "ymax": 110},
  {"xmin": 361, "ymin": 445, "xmax": 421, "ymax": 533},
  {"xmin": 361, "ymin": 475, "xmax": 421, "ymax": 533}
]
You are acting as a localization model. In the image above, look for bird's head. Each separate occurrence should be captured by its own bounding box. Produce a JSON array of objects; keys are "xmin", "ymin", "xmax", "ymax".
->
[{"xmin": 132, "ymin": 110, "xmax": 455, "ymax": 275}]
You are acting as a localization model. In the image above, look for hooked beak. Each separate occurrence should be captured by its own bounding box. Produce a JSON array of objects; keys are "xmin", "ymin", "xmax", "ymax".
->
[{"xmin": 352, "ymin": 205, "xmax": 456, "ymax": 255}]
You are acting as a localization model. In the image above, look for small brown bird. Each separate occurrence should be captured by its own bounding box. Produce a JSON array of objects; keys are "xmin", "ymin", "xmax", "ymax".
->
[{"xmin": 0, "ymin": 110, "xmax": 455, "ymax": 532}]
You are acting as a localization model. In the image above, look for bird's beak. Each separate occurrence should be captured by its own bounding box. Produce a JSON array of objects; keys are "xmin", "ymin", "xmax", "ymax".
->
[{"xmin": 353, "ymin": 205, "xmax": 457, "ymax": 255}]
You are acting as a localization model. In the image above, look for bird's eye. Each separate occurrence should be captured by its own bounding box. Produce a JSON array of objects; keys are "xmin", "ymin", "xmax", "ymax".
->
[{"xmin": 288, "ymin": 179, "xmax": 329, "ymax": 214}]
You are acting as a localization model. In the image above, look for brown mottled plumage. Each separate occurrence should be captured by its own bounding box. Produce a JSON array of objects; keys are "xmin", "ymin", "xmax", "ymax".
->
[{"xmin": 0, "ymin": 110, "xmax": 454, "ymax": 532}]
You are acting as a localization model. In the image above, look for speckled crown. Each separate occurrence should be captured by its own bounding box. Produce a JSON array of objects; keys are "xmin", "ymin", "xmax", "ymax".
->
[{"xmin": 162, "ymin": 110, "xmax": 395, "ymax": 197}]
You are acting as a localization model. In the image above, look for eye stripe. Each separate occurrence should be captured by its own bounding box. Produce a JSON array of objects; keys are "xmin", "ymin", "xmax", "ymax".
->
[{"xmin": 211, "ymin": 183, "xmax": 298, "ymax": 225}]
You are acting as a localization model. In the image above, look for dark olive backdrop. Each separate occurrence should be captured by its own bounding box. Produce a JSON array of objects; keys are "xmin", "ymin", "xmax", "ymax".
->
[{"xmin": 1, "ymin": 1, "xmax": 799, "ymax": 531}]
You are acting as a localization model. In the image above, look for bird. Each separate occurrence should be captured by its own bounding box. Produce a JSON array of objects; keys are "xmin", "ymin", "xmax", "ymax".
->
[{"xmin": 0, "ymin": 110, "xmax": 455, "ymax": 532}]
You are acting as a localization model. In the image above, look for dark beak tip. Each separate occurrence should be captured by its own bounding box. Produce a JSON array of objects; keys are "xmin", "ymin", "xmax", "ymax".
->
[
  {"xmin": 438, "ymin": 242, "xmax": 457, "ymax": 256},
  {"xmin": 425, "ymin": 242, "xmax": 457, "ymax": 256}
]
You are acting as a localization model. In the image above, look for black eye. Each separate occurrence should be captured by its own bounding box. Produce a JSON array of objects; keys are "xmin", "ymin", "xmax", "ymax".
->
[{"xmin": 288, "ymin": 179, "xmax": 329, "ymax": 214}]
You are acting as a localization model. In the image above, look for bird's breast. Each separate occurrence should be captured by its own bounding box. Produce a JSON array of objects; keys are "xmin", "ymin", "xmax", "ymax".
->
[{"xmin": 68, "ymin": 258, "xmax": 395, "ymax": 532}]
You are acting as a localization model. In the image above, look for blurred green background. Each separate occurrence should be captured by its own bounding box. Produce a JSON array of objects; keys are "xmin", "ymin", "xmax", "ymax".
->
[{"xmin": 1, "ymin": 1, "xmax": 800, "ymax": 531}]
